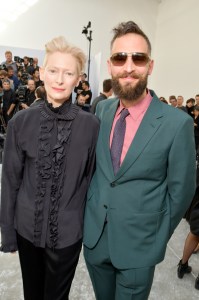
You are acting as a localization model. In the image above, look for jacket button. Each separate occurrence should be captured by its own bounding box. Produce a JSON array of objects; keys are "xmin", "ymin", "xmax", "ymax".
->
[
  {"xmin": 110, "ymin": 182, "xmax": 116, "ymax": 187},
  {"xmin": 104, "ymin": 205, "xmax": 107, "ymax": 209}
]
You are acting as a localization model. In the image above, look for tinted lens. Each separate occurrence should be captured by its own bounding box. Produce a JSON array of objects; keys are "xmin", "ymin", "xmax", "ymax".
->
[
  {"xmin": 110, "ymin": 52, "xmax": 150, "ymax": 66},
  {"xmin": 132, "ymin": 53, "xmax": 149, "ymax": 66},
  {"xmin": 110, "ymin": 53, "xmax": 128, "ymax": 66}
]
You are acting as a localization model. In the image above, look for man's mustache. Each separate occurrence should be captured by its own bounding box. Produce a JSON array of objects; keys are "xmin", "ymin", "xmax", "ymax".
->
[{"xmin": 114, "ymin": 72, "xmax": 140, "ymax": 79}]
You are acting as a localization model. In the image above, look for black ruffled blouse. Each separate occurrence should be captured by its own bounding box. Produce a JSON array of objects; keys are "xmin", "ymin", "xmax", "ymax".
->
[{"xmin": 0, "ymin": 100, "xmax": 99, "ymax": 252}]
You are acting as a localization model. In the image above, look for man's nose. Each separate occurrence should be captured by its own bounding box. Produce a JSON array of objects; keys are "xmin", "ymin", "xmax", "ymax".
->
[{"xmin": 124, "ymin": 56, "xmax": 136, "ymax": 73}]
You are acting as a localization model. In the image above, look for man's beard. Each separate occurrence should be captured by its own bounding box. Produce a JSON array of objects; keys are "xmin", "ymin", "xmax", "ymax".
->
[{"xmin": 111, "ymin": 72, "xmax": 148, "ymax": 102}]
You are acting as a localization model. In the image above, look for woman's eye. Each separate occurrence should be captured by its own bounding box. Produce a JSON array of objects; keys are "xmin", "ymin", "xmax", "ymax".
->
[
  {"xmin": 48, "ymin": 69, "xmax": 56, "ymax": 74},
  {"xmin": 64, "ymin": 72, "xmax": 73, "ymax": 76}
]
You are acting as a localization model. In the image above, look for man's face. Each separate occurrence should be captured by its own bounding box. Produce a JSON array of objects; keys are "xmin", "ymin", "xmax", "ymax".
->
[
  {"xmin": 33, "ymin": 70, "xmax": 40, "ymax": 79},
  {"xmin": 177, "ymin": 96, "xmax": 183, "ymax": 106},
  {"xmin": 40, "ymin": 51, "xmax": 79, "ymax": 106},
  {"xmin": 107, "ymin": 33, "xmax": 154, "ymax": 104},
  {"xmin": 5, "ymin": 53, "xmax": 12, "ymax": 63},
  {"xmin": 3, "ymin": 82, "xmax": 10, "ymax": 90},
  {"xmin": 170, "ymin": 99, "xmax": 177, "ymax": 107},
  {"xmin": 7, "ymin": 69, "xmax": 14, "ymax": 77},
  {"xmin": 195, "ymin": 96, "xmax": 199, "ymax": 105},
  {"xmin": 28, "ymin": 80, "xmax": 36, "ymax": 92}
]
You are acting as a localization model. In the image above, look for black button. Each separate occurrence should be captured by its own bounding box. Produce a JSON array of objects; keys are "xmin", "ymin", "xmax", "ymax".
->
[
  {"xmin": 110, "ymin": 182, "xmax": 116, "ymax": 187},
  {"xmin": 104, "ymin": 205, "xmax": 107, "ymax": 209}
]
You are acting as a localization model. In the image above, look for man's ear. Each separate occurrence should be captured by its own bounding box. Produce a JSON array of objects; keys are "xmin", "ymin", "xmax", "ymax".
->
[{"xmin": 39, "ymin": 67, "xmax": 44, "ymax": 81}]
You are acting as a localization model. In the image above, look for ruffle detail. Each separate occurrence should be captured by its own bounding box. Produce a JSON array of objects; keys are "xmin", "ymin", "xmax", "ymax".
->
[{"xmin": 34, "ymin": 101, "xmax": 79, "ymax": 248}]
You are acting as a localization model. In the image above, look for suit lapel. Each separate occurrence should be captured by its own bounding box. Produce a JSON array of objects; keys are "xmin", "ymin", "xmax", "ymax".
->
[
  {"xmin": 115, "ymin": 96, "xmax": 164, "ymax": 179},
  {"xmin": 99, "ymin": 99, "xmax": 119, "ymax": 178}
]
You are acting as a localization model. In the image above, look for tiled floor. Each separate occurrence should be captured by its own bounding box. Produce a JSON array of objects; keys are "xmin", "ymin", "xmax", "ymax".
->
[{"xmin": 0, "ymin": 219, "xmax": 199, "ymax": 299}]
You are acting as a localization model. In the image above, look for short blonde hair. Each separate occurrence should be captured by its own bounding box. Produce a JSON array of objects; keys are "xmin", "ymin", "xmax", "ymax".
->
[{"xmin": 43, "ymin": 36, "xmax": 86, "ymax": 75}]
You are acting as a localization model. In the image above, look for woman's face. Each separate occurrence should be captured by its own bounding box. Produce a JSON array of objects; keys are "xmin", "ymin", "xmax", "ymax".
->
[{"xmin": 40, "ymin": 51, "xmax": 80, "ymax": 107}]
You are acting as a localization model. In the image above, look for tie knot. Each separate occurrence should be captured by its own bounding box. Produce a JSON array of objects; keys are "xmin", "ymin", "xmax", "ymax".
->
[{"xmin": 120, "ymin": 108, "xmax": 129, "ymax": 120}]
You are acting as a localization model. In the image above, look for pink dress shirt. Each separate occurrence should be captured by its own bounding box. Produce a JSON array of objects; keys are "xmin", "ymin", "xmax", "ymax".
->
[{"xmin": 110, "ymin": 91, "xmax": 152, "ymax": 165}]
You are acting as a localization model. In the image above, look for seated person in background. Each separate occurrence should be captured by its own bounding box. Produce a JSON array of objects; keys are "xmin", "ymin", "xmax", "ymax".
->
[
  {"xmin": 1, "ymin": 79, "xmax": 17, "ymax": 125},
  {"xmin": 21, "ymin": 79, "xmax": 36, "ymax": 109},
  {"xmin": 30, "ymin": 86, "xmax": 46, "ymax": 107},
  {"xmin": 74, "ymin": 72, "xmax": 87, "ymax": 101},
  {"xmin": 90, "ymin": 79, "xmax": 113, "ymax": 114},
  {"xmin": 32, "ymin": 68, "xmax": 43, "ymax": 88},
  {"xmin": 77, "ymin": 81, "xmax": 92, "ymax": 112}
]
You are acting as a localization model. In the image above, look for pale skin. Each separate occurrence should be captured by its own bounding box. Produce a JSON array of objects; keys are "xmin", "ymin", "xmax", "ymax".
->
[
  {"xmin": 39, "ymin": 52, "xmax": 80, "ymax": 107},
  {"xmin": 107, "ymin": 33, "xmax": 154, "ymax": 108}
]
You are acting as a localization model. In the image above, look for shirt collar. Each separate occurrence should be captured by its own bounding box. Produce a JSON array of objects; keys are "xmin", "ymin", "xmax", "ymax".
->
[{"xmin": 116, "ymin": 89, "xmax": 152, "ymax": 120}]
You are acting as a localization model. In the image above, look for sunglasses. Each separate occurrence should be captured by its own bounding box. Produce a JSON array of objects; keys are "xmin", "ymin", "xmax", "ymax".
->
[{"xmin": 110, "ymin": 52, "xmax": 150, "ymax": 67}]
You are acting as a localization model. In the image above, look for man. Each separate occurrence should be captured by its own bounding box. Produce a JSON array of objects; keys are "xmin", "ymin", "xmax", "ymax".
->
[
  {"xmin": 169, "ymin": 95, "xmax": 177, "ymax": 107},
  {"xmin": 21, "ymin": 79, "xmax": 36, "ymax": 108},
  {"xmin": 177, "ymin": 95, "xmax": 187, "ymax": 113},
  {"xmin": 0, "ymin": 36, "xmax": 99, "ymax": 300},
  {"xmin": 195, "ymin": 94, "xmax": 199, "ymax": 106},
  {"xmin": 90, "ymin": 79, "xmax": 113, "ymax": 114},
  {"xmin": 77, "ymin": 81, "xmax": 92, "ymax": 112},
  {"xmin": 1, "ymin": 50, "xmax": 18, "ymax": 75},
  {"xmin": 83, "ymin": 21, "xmax": 196, "ymax": 300},
  {"xmin": 7, "ymin": 66, "xmax": 20, "ymax": 90},
  {"xmin": 1, "ymin": 79, "xmax": 17, "ymax": 125},
  {"xmin": 74, "ymin": 72, "xmax": 87, "ymax": 100}
]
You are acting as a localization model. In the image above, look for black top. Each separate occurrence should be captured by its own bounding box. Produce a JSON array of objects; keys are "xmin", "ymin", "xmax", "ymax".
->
[
  {"xmin": 0, "ymin": 100, "xmax": 99, "ymax": 252},
  {"xmin": 2, "ymin": 89, "xmax": 17, "ymax": 112}
]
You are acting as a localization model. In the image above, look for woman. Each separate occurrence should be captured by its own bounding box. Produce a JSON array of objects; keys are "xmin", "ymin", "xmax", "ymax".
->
[{"xmin": 0, "ymin": 36, "xmax": 99, "ymax": 300}]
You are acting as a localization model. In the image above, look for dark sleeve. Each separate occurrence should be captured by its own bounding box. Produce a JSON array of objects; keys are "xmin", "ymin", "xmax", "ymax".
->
[
  {"xmin": 85, "ymin": 117, "xmax": 100, "ymax": 185},
  {"xmin": 0, "ymin": 119, "xmax": 25, "ymax": 252},
  {"xmin": 11, "ymin": 90, "xmax": 17, "ymax": 104}
]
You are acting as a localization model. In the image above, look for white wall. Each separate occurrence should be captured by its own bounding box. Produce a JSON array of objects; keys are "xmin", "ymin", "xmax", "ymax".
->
[
  {"xmin": 151, "ymin": 0, "xmax": 199, "ymax": 101},
  {"xmin": 0, "ymin": 0, "xmax": 159, "ymax": 95}
]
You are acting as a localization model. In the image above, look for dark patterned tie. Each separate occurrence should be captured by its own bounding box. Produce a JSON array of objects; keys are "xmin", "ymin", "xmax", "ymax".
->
[{"xmin": 110, "ymin": 108, "xmax": 130, "ymax": 174}]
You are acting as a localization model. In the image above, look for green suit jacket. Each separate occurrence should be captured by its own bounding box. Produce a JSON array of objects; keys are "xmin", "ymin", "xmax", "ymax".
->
[{"xmin": 83, "ymin": 90, "xmax": 196, "ymax": 269}]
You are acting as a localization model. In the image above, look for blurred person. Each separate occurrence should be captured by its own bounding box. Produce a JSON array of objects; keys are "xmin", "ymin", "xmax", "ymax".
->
[
  {"xmin": 21, "ymin": 79, "xmax": 36, "ymax": 108},
  {"xmin": 74, "ymin": 72, "xmax": 87, "ymax": 100},
  {"xmin": 159, "ymin": 96, "xmax": 168, "ymax": 104},
  {"xmin": 186, "ymin": 98, "xmax": 195, "ymax": 118},
  {"xmin": 33, "ymin": 57, "xmax": 39, "ymax": 69},
  {"xmin": 30, "ymin": 86, "xmax": 46, "ymax": 107},
  {"xmin": 90, "ymin": 79, "xmax": 113, "ymax": 114},
  {"xmin": 32, "ymin": 68, "xmax": 43, "ymax": 88},
  {"xmin": 7, "ymin": 66, "xmax": 20, "ymax": 90},
  {"xmin": 1, "ymin": 50, "xmax": 18, "ymax": 75},
  {"xmin": 0, "ymin": 36, "xmax": 99, "ymax": 300},
  {"xmin": 195, "ymin": 94, "xmax": 199, "ymax": 106},
  {"xmin": 193, "ymin": 106, "xmax": 199, "ymax": 151},
  {"xmin": 169, "ymin": 95, "xmax": 177, "ymax": 107},
  {"xmin": 23, "ymin": 56, "xmax": 34, "ymax": 75},
  {"xmin": 1, "ymin": 79, "xmax": 17, "ymax": 125},
  {"xmin": 0, "ymin": 69, "xmax": 14, "ymax": 90},
  {"xmin": 77, "ymin": 80, "xmax": 92, "ymax": 112},
  {"xmin": 83, "ymin": 20, "xmax": 196, "ymax": 300},
  {"xmin": 177, "ymin": 95, "xmax": 187, "ymax": 113}
]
